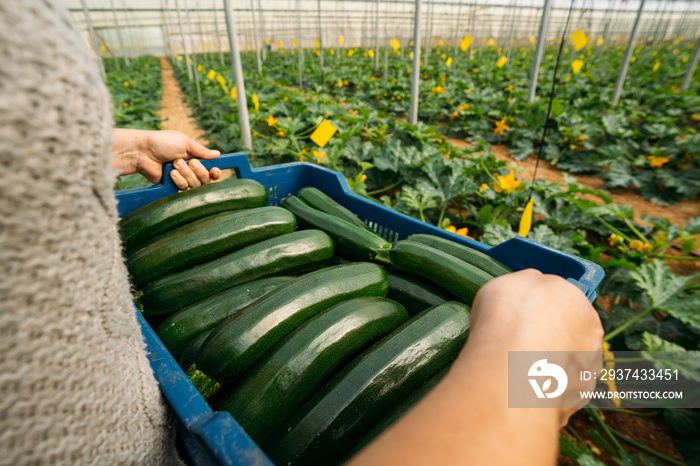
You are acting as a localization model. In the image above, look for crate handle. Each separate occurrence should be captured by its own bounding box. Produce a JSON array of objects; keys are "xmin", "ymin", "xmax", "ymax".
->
[{"xmin": 115, "ymin": 152, "xmax": 253, "ymax": 216}]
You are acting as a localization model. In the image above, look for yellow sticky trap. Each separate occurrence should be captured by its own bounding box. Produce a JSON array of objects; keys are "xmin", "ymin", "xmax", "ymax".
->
[
  {"xmin": 266, "ymin": 40, "xmax": 271, "ymax": 46},
  {"xmin": 410, "ymin": 40, "xmax": 414, "ymax": 46},
  {"xmin": 570, "ymin": 29, "xmax": 588, "ymax": 51},
  {"xmin": 293, "ymin": 38, "xmax": 298, "ymax": 46},
  {"xmin": 368, "ymin": 50, "xmax": 375, "ymax": 58},
  {"xmin": 252, "ymin": 93, "xmax": 259, "ymax": 111},
  {"xmin": 460, "ymin": 35, "xmax": 473, "ymax": 52},
  {"xmin": 446, "ymin": 57, "xmax": 453, "ymax": 67},
  {"xmin": 339, "ymin": 35, "xmax": 345, "ymax": 45},
  {"xmin": 496, "ymin": 56, "xmax": 507, "ymax": 68},
  {"xmin": 314, "ymin": 39, "xmax": 321, "ymax": 48},
  {"xmin": 410, "ymin": 51, "xmax": 414, "ymax": 60},
  {"xmin": 99, "ymin": 44, "xmax": 107, "ymax": 54},
  {"xmin": 216, "ymin": 74, "xmax": 227, "ymax": 86},
  {"xmin": 518, "ymin": 197, "xmax": 534, "ymax": 237},
  {"xmin": 390, "ymin": 38, "xmax": 401, "ymax": 51},
  {"xmin": 230, "ymin": 86, "xmax": 237, "ymax": 100},
  {"xmin": 529, "ymin": 36, "xmax": 537, "ymax": 44},
  {"xmin": 207, "ymin": 70, "xmax": 216, "ymax": 81},
  {"xmin": 571, "ymin": 59, "xmax": 584, "ymax": 74},
  {"xmin": 310, "ymin": 119, "xmax": 338, "ymax": 148}
]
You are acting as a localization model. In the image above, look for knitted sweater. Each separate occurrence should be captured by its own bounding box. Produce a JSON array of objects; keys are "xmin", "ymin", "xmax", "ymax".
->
[{"xmin": 0, "ymin": 1, "xmax": 183, "ymax": 464}]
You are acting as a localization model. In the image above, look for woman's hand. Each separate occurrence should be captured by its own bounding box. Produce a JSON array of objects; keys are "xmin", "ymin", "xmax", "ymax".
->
[{"xmin": 112, "ymin": 128, "xmax": 222, "ymax": 190}]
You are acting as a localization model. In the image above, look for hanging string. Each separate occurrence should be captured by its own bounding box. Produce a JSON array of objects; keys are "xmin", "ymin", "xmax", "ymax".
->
[{"xmin": 519, "ymin": 0, "xmax": 578, "ymax": 237}]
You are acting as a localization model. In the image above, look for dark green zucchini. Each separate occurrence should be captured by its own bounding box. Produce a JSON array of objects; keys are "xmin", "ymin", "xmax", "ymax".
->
[
  {"xmin": 297, "ymin": 186, "xmax": 371, "ymax": 231},
  {"xmin": 157, "ymin": 276, "xmax": 295, "ymax": 359},
  {"xmin": 119, "ymin": 177, "xmax": 267, "ymax": 252},
  {"xmin": 186, "ymin": 262, "xmax": 389, "ymax": 398},
  {"xmin": 390, "ymin": 241, "xmax": 494, "ymax": 305},
  {"xmin": 140, "ymin": 230, "xmax": 334, "ymax": 315},
  {"xmin": 385, "ymin": 269, "xmax": 453, "ymax": 316},
  {"xmin": 280, "ymin": 194, "xmax": 391, "ymax": 264},
  {"xmin": 406, "ymin": 233, "xmax": 512, "ymax": 276},
  {"xmin": 266, "ymin": 301, "xmax": 471, "ymax": 465},
  {"xmin": 347, "ymin": 366, "xmax": 450, "ymax": 459},
  {"xmin": 179, "ymin": 331, "xmax": 210, "ymax": 371},
  {"xmin": 220, "ymin": 297, "xmax": 408, "ymax": 446},
  {"xmin": 128, "ymin": 207, "xmax": 296, "ymax": 288}
]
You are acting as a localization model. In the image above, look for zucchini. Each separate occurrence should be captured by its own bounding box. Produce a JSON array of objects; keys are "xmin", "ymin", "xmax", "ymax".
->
[
  {"xmin": 406, "ymin": 233, "xmax": 512, "ymax": 276},
  {"xmin": 390, "ymin": 241, "xmax": 494, "ymax": 305},
  {"xmin": 385, "ymin": 269, "xmax": 453, "ymax": 316},
  {"xmin": 297, "ymin": 186, "xmax": 371, "ymax": 231},
  {"xmin": 266, "ymin": 301, "xmax": 471, "ymax": 466},
  {"xmin": 140, "ymin": 230, "xmax": 334, "ymax": 315},
  {"xmin": 119, "ymin": 178, "xmax": 267, "ymax": 252},
  {"xmin": 187, "ymin": 262, "xmax": 389, "ymax": 397},
  {"xmin": 348, "ymin": 366, "xmax": 449, "ymax": 459},
  {"xmin": 280, "ymin": 194, "xmax": 391, "ymax": 264},
  {"xmin": 220, "ymin": 297, "xmax": 409, "ymax": 446},
  {"xmin": 179, "ymin": 332, "xmax": 210, "ymax": 371},
  {"xmin": 128, "ymin": 207, "xmax": 296, "ymax": 288},
  {"xmin": 157, "ymin": 276, "xmax": 295, "ymax": 359}
]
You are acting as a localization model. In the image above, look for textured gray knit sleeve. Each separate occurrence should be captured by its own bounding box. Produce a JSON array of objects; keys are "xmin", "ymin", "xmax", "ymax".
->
[{"xmin": 0, "ymin": 1, "xmax": 184, "ymax": 464}]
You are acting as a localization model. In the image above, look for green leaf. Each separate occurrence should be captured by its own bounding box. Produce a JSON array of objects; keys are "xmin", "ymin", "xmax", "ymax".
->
[
  {"xmin": 662, "ymin": 292, "xmax": 700, "ymax": 331},
  {"xmin": 641, "ymin": 350, "xmax": 700, "ymax": 383},
  {"xmin": 480, "ymin": 224, "xmax": 516, "ymax": 246},
  {"xmin": 663, "ymin": 409, "xmax": 700, "ymax": 438},
  {"xmin": 551, "ymin": 98, "xmax": 565, "ymax": 117},
  {"xmin": 642, "ymin": 332, "xmax": 686, "ymax": 352},
  {"xmin": 629, "ymin": 260, "xmax": 696, "ymax": 308},
  {"xmin": 510, "ymin": 139, "xmax": 535, "ymax": 161}
]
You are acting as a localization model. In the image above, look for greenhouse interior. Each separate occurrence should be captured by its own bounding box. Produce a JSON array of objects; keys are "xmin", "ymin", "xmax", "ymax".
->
[{"xmin": 3, "ymin": 0, "xmax": 699, "ymax": 464}]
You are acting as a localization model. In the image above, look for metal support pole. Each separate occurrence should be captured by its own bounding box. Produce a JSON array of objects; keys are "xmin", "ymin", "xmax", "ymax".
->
[
  {"xmin": 296, "ymin": 0, "xmax": 303, "ymax": 88},
  {"xmin": 163, "ymin": 0, "xmax": 180, "ymax": 68},
  {"xmin": 423, "ymin": 0, "xmax": 431, "ymax": 62},
  {"xmin": 249, "ymin": 0, "xmax": 263, "ymax": 74},
  {"xmin": 317, "ymin": 0, "xmax": 324, "ymax": 83},
  {"xmin": 109, "ymin": 0, "xmax": 129, "ymax": 69},
  {"xmin": 185, "ymin": 2, "xmax": 203, "ymax": 106},
  {"xmin": 79, "ymin": 0, "xmax": 106, "ymax": 81},
  {"xmin": 258, "ymin": 0, "xmax": 267, "ymax": 61},
  {"xmin": 409, "ymin": 0, "xmax": 423, "ymax": 125},
  {"xmin": 175, "ymin": 0, "xmax": 193, "ymax": 80},
  {"xmin": 453, "ymin": 0, "xmax": 462, "ymax": 60},
  {"xmin": 223, "ymin": 0, "xmax": 252, "ymax": 150},
  {"xmin": 526, "ymin": 0, "xmax": 553, "ymax": 103},
  {"xmin": 374, "ymin": 0, "xmax": 380, "ymax": 72},
  {"xmin": 213, "ymin": 0, "xmax": 225, "ymax": 66},
  {"xmin": 681, "ymin": 36, "xmax": 700, "ymax": 91},
  {"xmin": 611, "ymin": 0, "xmax": 645, "ymax": 105}
]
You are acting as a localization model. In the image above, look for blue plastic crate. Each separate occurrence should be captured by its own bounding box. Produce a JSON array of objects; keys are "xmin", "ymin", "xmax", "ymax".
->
[{"xmin": 116, "ymin": 153, "xmax": 604, "ymax": 466}]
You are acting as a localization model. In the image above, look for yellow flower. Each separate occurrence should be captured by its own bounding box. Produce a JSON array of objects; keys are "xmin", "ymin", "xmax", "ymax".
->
[
  {"xmin": 575, "ymin": 135, "xmax": 586, "ymax": 142},
  {"xmin": 444, "ymin": 225, "xmax": 473, "ymax": 239},
  {"xmin": 463, "ymin": 89, "xmax": 471, "ymax": 93},
  {"xmin": 252, "ymin": 93, "xmax": 259, "ymax": 111},
  {"xmin": 123, "ymin": 102, "xmax": 129, "ymax": 107},
  {"xmin": 607, "ymin": 234, "xmax": 624, "ymax": 246},
  {"xmin": 335, "ymin": 81, "xmax": 342, "ymax": 87},
  {"xmin": 647, "ymin": 155, "xmax": 670, "ymax": 168},
  {"xmin": 479, "ymin": 183, "xmax": 490, "ymax": 192},
  {"xmin": 431, "ymin": 85, "xmax": 445, "ymax": 94},
  {"xmin": 123, "ymin": 81, "xmax": 130, "ymax": 86},
  {"xmin": 440, "ymin": 76, "xmax": 447, "ymax": 83},
  {"xmin": 444, "ymin": 225, "xmax": 457, "ymax": 233},
  {"xmin": 629, "ymin": 240, "xmax": 652, "ymax": 253},
  {"xmin": 360, "ymin": 174, "xmax": 367, "ymax": 182},
  {"xmin": 691, "ymin": 114, "xmax": 699, "ymax": 122},
  {"xmin": 283, "ymin": 96, "xmax": 288, "ymax": 102},
  {"xmin": 493, "ymin": 171, "xmax": 521, "ymax": 194},
  {"xmin": 276, "ymin": 131, "xmax": 285, "ymax": 137},
  {"xmin": 494, "ymin": 118, "xmax": 509, "ymax": 135},
  {"xmin": 312, "ymin": 150, "xmax": 327, "ymax": 161},
  {"xmin": 265, "ymin": 115, "xmax": 278, "ymax": 126},
  {"xmin": 507, "ymin": 84, "xmax": 514, "ymax": 90},
  {"xmin": 343, "ymin": 80, "xmax": 349, "ymax": 86},
  {"xmin": 396, "ymin": 96, "xmax": 401, "ymax": 100},
  {"xmin": 453, "ymin": 110, "xmax": 459, "ymax": 117}
]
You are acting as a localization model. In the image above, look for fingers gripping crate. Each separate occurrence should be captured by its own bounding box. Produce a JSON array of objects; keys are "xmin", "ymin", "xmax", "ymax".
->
[{"xmin": 116, "ymin": 153, "xmax": 605, "ymax": 466}]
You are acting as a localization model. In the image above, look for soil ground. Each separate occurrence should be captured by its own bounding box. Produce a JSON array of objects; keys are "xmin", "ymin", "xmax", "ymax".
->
[{"xmin": 155, "ymin": 59, "xmax": 691, "ymax": 464}]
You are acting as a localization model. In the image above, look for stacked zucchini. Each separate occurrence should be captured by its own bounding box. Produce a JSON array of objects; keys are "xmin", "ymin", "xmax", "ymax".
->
[{"xmin": 120, "ymin": 180, "xmax": 512, "ymax": 465}]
